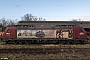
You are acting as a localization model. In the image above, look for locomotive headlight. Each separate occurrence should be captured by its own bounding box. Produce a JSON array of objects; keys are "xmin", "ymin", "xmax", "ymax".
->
[{"xmin": 79, "ymin": 32, "xmax": 84, "ymax": 35}]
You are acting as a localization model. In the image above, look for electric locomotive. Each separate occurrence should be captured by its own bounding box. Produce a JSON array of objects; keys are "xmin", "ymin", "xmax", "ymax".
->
[{"xmin": 2, "ymin": 21, "xmax": 88, "ymax": 44}]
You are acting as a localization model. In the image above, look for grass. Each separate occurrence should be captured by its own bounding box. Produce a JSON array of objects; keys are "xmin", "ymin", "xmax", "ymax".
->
[
  {"xmin": 0, "ymin": 44, "xmax": 90, "ymax": 49},
  {"xmin": 0, "ymin": 52, "xmax": 90, "ymax": 60}
]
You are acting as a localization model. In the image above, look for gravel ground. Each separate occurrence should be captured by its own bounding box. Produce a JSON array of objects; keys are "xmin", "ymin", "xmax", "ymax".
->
[
  {"xmin": 0, "ymin": 44, "xmax": 90, "ymax": 49},
  {"xmin": 0, "ymin": 52, "xmax": 90, "ymax": 60},
  {"xmin": 0, "ymin": 40, "xmax": 90, "ymax": 60}
]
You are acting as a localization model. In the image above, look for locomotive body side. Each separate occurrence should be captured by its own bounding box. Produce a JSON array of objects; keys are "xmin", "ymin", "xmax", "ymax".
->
[{"xmin": 2, "ymin": 25, "xmax": 87, "ymax": 44}]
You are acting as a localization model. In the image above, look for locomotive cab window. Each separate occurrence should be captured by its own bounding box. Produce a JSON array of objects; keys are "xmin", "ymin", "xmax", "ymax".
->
[
  {"xmin": 7, "ymin": 29, "xmax": 11, "ymax": 33},
  {"xmin": 79, "ymin": 29, "xmax": 83, "ymax": 33}
]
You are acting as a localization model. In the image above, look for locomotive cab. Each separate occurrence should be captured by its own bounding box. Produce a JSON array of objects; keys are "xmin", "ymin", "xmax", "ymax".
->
[
  {"xmin": 2, "ymin": 26, "xmax": 16, "ymax": 42},
  {"xmin": 73, "ymin": 26, "xmax": 87, "ymax": 39},
  {"xmin": 73, "ymin": 26, "xmax": 88, "ymax": 43}
]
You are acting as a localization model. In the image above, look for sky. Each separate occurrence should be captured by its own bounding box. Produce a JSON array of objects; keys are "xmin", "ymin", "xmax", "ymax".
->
[{"xmin": 0, "ymin": 0, "xmax": 90, "ymax": 21}]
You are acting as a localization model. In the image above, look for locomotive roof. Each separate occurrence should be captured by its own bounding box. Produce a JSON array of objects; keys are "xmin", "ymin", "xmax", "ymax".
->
[
  {"xmin": 19, "ymin": 21, "xmax": 90, "ymax": 23},
  {"xmin": 18, "ymin": 21, "xmax": 90, "ymax": 28}
]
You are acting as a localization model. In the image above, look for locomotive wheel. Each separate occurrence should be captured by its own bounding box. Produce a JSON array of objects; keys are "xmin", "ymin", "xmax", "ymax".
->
[
  {"xmin": 74, "ymin": 40, "xmax": 76, "ymax": 44},
  {"xmin": 5, "ymin": 40, "xmax": 11, "ymax": 44},
  {"xmin": 70, "ymin": 40, "xmax": 76, "ymax": 44},
  {"xmin": 61, "ymin": 41, "xmax": 65, "ymax": 44},
  {"xmin": 65, "ymin": 41, "xmax": 69, "ymax": 44},
  {"xmin": 29, "ymin": 41, "xmax": 31, "ymax": 44},
  {"xmin": 58, "ymin": 41, "xmax": 61, "ymax": 44},
  {"xmin": 5, "ymin": 41, "xmax": 9, "ymax": 44},
  {"xmin": 80, "ymin": 40, "xmax": 85, "ymax": 44},
  {"xmin": 25, "ymin": 41, "xmax": 29, "ymax": 44},
  {"xmin": 10, "ymin": 41, "xmax": 15, "ymax": 44},
  {"xmin": 52, "ymin": 41, "xmax": 57, "ymax": 44},
  {"xmin": 13, "ymin": 41, "xmax": 17, "ymax": 44},
  {"xmin": 19, "ymin": 41, "xmax": 22, "ymax": 44}
]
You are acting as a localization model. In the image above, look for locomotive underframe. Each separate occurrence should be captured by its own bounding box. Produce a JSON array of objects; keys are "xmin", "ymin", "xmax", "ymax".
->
[{"xmin": 2, "ymin": 38, "xmax": 88, "ymax": 44}]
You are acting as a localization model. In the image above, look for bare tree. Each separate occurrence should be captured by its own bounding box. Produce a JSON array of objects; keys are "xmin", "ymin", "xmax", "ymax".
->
[
  {"xmin": 7, "ymin": 20, "xmax": 15, "ymax": 26},
  {"xmin": 0, "ymin": 18, "xmax": 8, "ymax": 27},
  {"xmin": 21, "ymin": 14, "xmax": 46, "ymax": 21},
  {"xmin": 21, "ymin": 14, "xmax": 32, "ymax": 21},
  {"xmin": 0, "ymin": 18, "xmax": 15, "ymax": 27}
]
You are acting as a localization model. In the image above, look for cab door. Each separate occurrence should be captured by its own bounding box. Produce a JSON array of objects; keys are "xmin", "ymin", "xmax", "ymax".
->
[
  {"xmin": 79, "ymin": 29, "xmax": 85, "ymax": 38},
  {"xmin": 73, "ymin": 27, "xmax": 79, "ymax": 38},
  {"xmin": 5, "ymin": 29, "xmax": 11, "ymax": 38}
]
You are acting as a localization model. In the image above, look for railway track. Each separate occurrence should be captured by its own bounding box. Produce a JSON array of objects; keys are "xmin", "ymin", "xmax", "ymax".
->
[{"xmin": 0, "ymin": 48, "xmax": 90, "ymax": 54}]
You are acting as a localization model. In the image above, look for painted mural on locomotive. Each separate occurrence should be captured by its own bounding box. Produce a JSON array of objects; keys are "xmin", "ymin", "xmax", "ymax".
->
[{"xmin": 17, "ymin": 29, "xmax": 73, "ymax": 38}]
